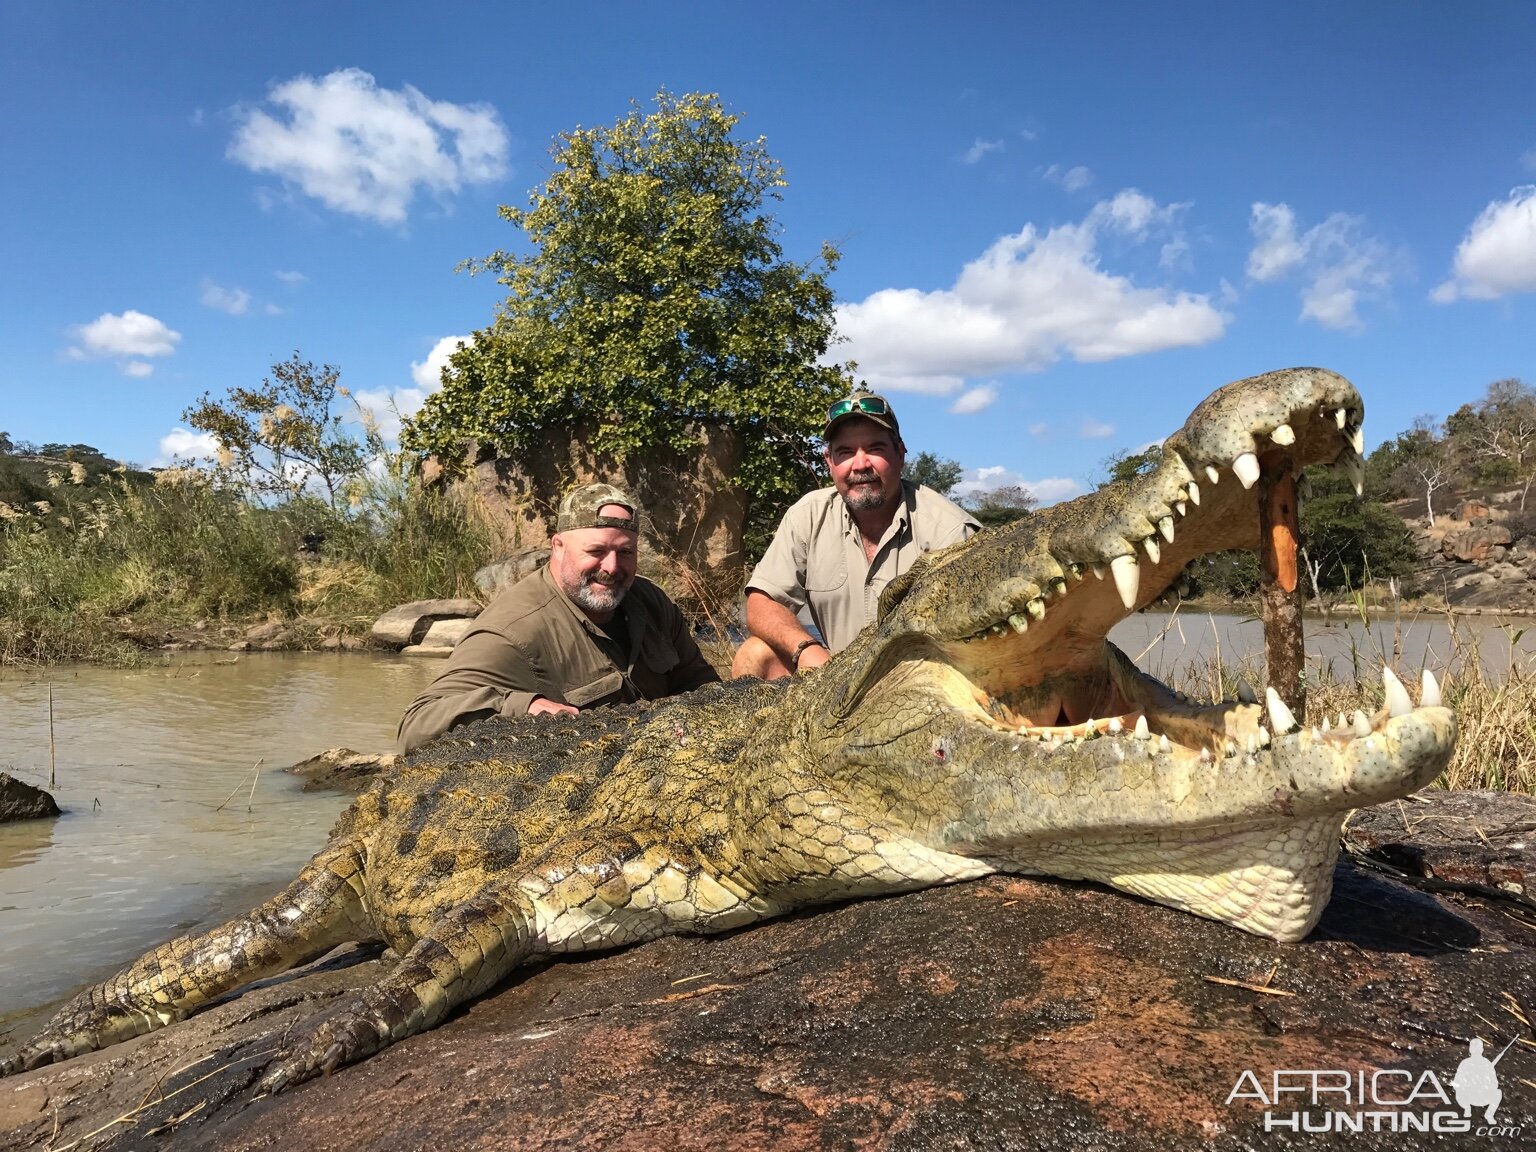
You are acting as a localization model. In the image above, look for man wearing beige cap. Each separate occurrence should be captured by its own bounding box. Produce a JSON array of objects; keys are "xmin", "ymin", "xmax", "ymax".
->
[
  {"xmin": 398, "ymin": 482, "xmax": 720, "ymax": 752},
  {"xmin": 733, "ymin": 389, "xmax": 979, "ymax": 679}
]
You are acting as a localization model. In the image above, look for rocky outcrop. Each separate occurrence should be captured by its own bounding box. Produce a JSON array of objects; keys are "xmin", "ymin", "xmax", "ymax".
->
[
  {"xmin": 467, "ymin": 420, "xmax": 746, "ymax": 588},
  {"xmin": 4, "ymin": 791, "xmax": 1532, "ymax": 1152},
  {"xmin": 369, "ymin": 599, "xmax": 483, "ymax": 649},
  {"xmin": 0, "ymin": 774, "xmax": 60, "ymax": 822},
  {"xmin": 1405, "ymin": 494, "xmax": 1536, "ymax": 612},
  {"xmin": 473, "ymin": 547, "xmax": 550, "ymax": 598}
]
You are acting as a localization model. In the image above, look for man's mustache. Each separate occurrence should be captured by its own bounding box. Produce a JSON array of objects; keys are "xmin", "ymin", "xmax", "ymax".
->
[{"xmin": 846, "ymin": 469, "xmax": 880, "ymax": 485}]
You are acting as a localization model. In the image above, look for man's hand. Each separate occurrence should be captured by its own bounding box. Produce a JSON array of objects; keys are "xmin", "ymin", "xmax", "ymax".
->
[{"xmin": 528, "ymin": 697, "xmax": 580, "ymax": 717}]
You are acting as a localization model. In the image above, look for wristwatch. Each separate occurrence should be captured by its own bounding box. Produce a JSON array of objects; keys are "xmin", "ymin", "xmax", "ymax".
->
[{"xmin": 790, "ymin": 638, "xmax": 825, "ymax": 669}]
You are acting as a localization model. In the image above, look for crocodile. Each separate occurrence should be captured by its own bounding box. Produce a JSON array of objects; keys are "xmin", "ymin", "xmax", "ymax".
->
[{"xmin": 0, "ymin": 367, "xmax": 1455, "ymax": 1095}]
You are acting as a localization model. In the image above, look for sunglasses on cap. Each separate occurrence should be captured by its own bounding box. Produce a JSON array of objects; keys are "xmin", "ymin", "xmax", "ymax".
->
[{"xmin": 826, "ymin": 395, "xmax": 891, "ymax": 422}]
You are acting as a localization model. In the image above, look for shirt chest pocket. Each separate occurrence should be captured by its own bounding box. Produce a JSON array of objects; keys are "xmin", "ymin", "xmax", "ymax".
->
[
  {"xmin": 806, "ymin": 567, "xmax": 848, "ymax": 593},
  {"xmin": 566, "ymin": 671, "xmax": 625, "ymax": 708}
]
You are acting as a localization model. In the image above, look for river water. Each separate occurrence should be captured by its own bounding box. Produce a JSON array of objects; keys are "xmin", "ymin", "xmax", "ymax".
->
[{"xmin": 2, "ymin": 612, "xmax": 1533, "ymax": 1026}]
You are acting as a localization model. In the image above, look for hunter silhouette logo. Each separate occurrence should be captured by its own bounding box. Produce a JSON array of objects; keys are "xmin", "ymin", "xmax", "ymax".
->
[
  {"xmin": 1226, "ymin": 1037, "xmax": 1524, "ymax": 1137},
  {"xmin": 1453, "ymin": 1037, "xmax": 1516, "ymax": 1124}
]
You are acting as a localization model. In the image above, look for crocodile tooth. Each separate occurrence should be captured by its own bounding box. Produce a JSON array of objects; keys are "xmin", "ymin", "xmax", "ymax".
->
[
  {"xmin": 1084, "ymin": 719, "xmax": 1097, "ymax": 737},
  {"xmin": 1186, "ymin": 479, "xmax": 1199, "ymax": 505},
  {"xmin": 1199, "ymin": 747, "xmax": 1212, "ymax": 763},
  {"xmin": 1383, "ymin": 667, "xmax": 1412, "ymax": 717},
  {"xmin": 992, "ymin": 623, "xmax": 1007, "ymax": 635},
  {"xmin": 1110, "ymin": 554, "xmax": 1140, "ymax": 609},
  {"xmin": 1159, "ymin": 516, "xmax": 1175, "ymax": 542},
  {"xmin": 1007, "ymin": 613, "xmax": 1029, "ymax": 634},
  {"xmin": 1335, "ymin": 407, "xmax": 1347, "ymax": 429},
  {"xmin": 1349, "ymin": 426, "xmax": 1365, "ymax": 455},
  {"xmin": 1143, "ymin": 537, "xmax": 1160, "ymax": 565},
  {"xmin": 1225, "ymin": 739, "xmax": 1237, "ymax": 757},
  {"xmin": 1258, "ymin": 725, "xmax": 1271, "ymax": 746},
  {"xmin": 1235, "ymin": 679, "xmax": 1258, "ymax": 704},
  {"xmin": 1134, "ymin": 714, "xmax": 1149, "ymax": 739},
  {"xmin": 1108, "ymin": 716, "xmax": 1123, "ymax": 734},
  {"xmin": 1026, "ymin": 598, "xmax": 1046, "ymax": 620},
  {"xmin": 1337, "ymin": 712, "xmax": 1347, "ymax": 729},
  {"xmin": 1352, "ymin": 710, "xmax": 1373, "ymax": 737},
  {"xmin": 1321, "ymin": 716, "xmax": 1331, "ymax": 734},
  {"xmin": 1245, "ymin": 734, "xmax": 1258, "ymax": 753},
  {"xmin": 1175, "ymin": 501, "xmax": 1187, "ymax": 517},
  {"xmin": 1205, "ymin": 464, "xmax": 1221, "ymax": 485},
  {"xmin": 1158, "ymin": 734, "xmax": 1171, "ymax": 753},
  {"xmin": 1265, "ymin": 688, "xmax": 1297, "ymax": 734},
  {"xmin": 1067, "ymin": 563, "xmax": 1084, "ymax": 582},
  {"xmin": 1421, "ymin": 669, "xmax": 1442, "ymax": 708},
  {"xmin": 1270, "ymin": 423, "xmax": 1296, "ymax": 446},
  {"xmin": 1311, "ymin": 726, "xmax": 1322, "ymax": 741},
  {"xmin": 1091, "ymin": 563, "xmax": 1105, "ymax": 580},
  {"xmin": 1342, "ymin": 451, "xmax": 1364, "ymax": 496},
  {"xmin": 1232, "ymin": 452, "xmax": 1261, "ymax": 489}
]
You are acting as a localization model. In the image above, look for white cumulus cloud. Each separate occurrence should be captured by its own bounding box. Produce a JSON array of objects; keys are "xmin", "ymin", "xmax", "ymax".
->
[
  {"xmin": 351, "ymin": 334, "xmax": 472, "ymax": 441},
  {"xmin": 200, "ymin": 279, "xmax": 251, "ymax": 315},
  {"xmin": 1246, "ymin": 202, "xmax": 1395, "ymax": 330},
  {"xmin": 156, "ymin": 427, "xmax": 219, "ymax": 465},
  {"xmin": 962, "ymin": 138, "xmax": 1004, "ymax": 164},
  {"xmin": 1044, "ymin": 164, "xmax": 1093, "ymax": 192},
  {"xmin": 949, "ymin": 385, "xmax": 998, "ymax": 414},
  {"xmin": 1079, "ymin": 419, "xmax": 1116, "ymax": 439},
  {"xmin": 952, "ymin": 467, "xmax": 1084, "ymax": 508},
  {"xmin": 835, "ymin": 190, "xmax": 1226, "ymax": 395},
  {"xmin": 66, "ymin": 310, "xmax": 181, "ymax": 376},
  {"xmin": 274, "ymin": 269, "xmax": 308, "ymax": 285},
  {"xmin": 228, "ymin": 68, "xmax": 510, "ymax": 226},
  {"xmin": 1433, "ymin": 186, "xmax": 1536, "ymax": 302}
]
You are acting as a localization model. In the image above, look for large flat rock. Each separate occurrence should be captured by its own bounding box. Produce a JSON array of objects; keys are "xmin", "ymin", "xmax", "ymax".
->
[{"xmin": 2, "ymin": 793, "xmax": 1533, "ymax": 1150}]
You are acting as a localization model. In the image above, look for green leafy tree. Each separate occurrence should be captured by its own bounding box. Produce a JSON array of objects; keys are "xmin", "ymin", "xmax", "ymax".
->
[
  {"xmin": 964, "ymin": 485, "xmax": 1036, "ymax": 528},
  {"xmin": 1298, "ymin": 466, "xmax": 1418, "ymax": 593},
  {"xmin": 1445, "ymin": 377, "xmax": 1536, "ymax": 508},
  {"xmin": 1369, "ymin": 418, "xmax": 1453, "ymax": 525},
  {"xmin": 404, "ymin": 91, "xmax": 851, "ymax": 550},
  {"xmin": 183, "ymin": 354, "xmax": 369, "ymax": 509},
  {"xmin": 1100, "ymin": 444, "xmax": 1164, "ymax": 486},
  {"xmin": 903, "ymin": 451, "xmax": 963, "ymax": 497}
]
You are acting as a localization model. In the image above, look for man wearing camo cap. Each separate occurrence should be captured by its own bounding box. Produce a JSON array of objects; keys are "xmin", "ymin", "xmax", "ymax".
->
[{"xmin": 399, "ymin": 482, "xmax": 720, "ymax": 752}]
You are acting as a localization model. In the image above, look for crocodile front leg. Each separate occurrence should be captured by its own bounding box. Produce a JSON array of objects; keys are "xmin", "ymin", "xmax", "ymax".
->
[
  {"xmin": 259, "ymin": 833, "xmax": 772, "ymax": 1093},
  {"xmin": 1, "ymin": 842, "xmax": 373, "ymax": 1075}
]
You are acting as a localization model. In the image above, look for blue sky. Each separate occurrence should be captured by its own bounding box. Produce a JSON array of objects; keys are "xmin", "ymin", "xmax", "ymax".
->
[{"xmin": 3, "ymin": 2, "xmax": 1534, "ymax": 506}]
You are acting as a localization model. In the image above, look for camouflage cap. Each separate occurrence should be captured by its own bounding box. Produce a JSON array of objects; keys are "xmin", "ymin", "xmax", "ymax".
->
[
  {"xmin": 823, "ymin": 389, "xmax": 901, "ymax": 442},
  {"xmin": 555, "ymin": 483, "xmax": 642, "ymax": 533}
]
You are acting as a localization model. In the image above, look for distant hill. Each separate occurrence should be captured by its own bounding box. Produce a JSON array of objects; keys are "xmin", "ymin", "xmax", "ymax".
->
[{"xmin": 0, "ymin": 433, "xmax": 153, "ymax": 507}]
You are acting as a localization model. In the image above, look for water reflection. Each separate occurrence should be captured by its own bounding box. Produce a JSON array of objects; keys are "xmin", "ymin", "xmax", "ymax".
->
[{"xmin": 0, "ymin": 652, "xmax": 440, "ymax": 1018}]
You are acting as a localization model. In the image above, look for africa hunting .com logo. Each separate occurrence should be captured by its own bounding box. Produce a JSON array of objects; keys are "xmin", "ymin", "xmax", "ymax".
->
[{"xmin": 1225, "ymin": 1038, "xmax": 1524, "ymax": 1138}]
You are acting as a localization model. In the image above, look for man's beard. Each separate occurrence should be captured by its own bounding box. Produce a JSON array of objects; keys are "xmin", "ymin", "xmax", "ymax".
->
[
  {"xmin": 568, "ymin": 571, "xmax": 632, "ymax": 614},
  {"xmin": 841, "ymin": 470, "xmax": 889, "ymax": 513}
]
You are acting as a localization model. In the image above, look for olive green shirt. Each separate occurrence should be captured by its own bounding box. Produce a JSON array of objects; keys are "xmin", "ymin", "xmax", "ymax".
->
[
  {"xmin": 746, "ymin": 481, "xmax": 979, "ymax": 654},
  {"xmin": 397, "ymin": 565, "xmax": 720, "ymax": 753}
]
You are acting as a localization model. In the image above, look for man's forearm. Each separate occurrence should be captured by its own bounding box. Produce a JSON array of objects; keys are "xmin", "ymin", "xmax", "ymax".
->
[{"xmin": 744, "ymin": 592, "xmax": 821, "ymax": 664}]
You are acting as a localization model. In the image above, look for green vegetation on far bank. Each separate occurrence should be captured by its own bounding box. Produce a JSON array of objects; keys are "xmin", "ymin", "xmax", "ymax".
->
[{"xmin": 0, "ymin": 366, "xmax": 493, "ymax": 665}]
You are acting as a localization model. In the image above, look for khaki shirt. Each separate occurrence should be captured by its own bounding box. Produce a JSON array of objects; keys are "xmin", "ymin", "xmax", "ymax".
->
[
  {"xmin": 746, "ymin": 481, "xmax": 979, "ymax": 653},
  {"xmin": 397, "ymin": 565, "xmax": 720, "ymax": 752}
]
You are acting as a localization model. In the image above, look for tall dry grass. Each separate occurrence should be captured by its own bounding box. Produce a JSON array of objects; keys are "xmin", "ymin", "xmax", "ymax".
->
[{"xmin": 0, "ymin": 461, "xmax": 495, "ymax": 665}]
